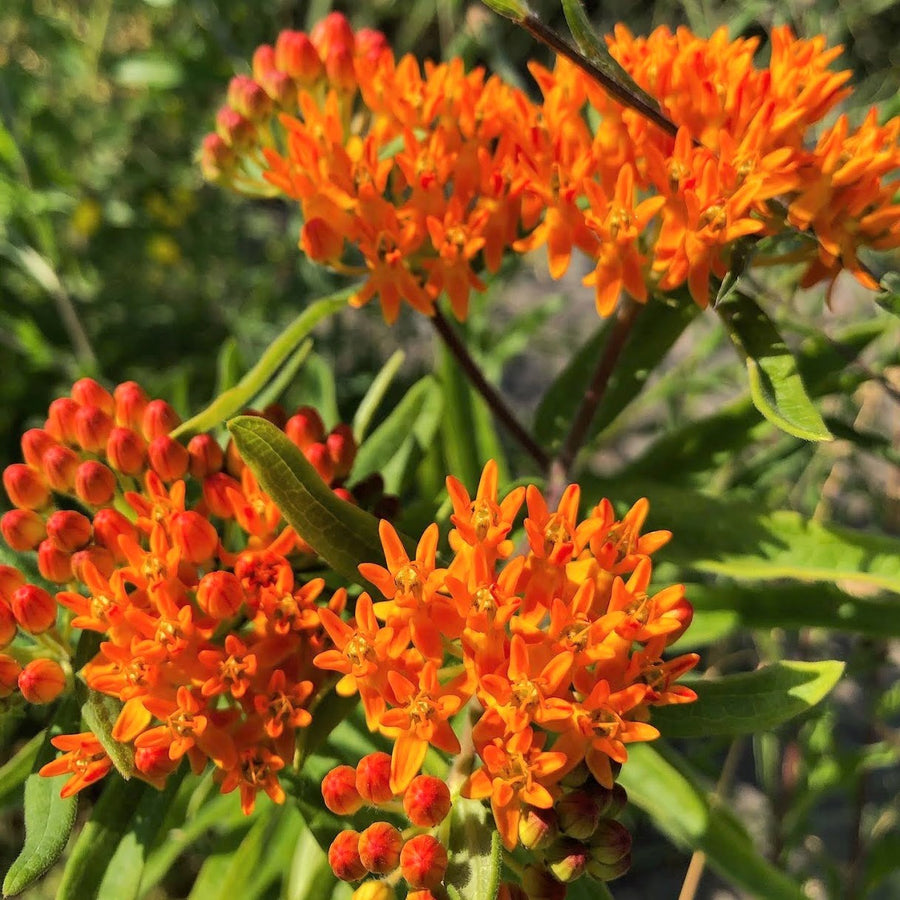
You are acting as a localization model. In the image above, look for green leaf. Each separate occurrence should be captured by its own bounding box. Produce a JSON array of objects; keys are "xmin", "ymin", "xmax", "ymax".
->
[
  {"xmin": 285, "ymin": 828, "xmax": 337, "ymax": 900},
  {"xmin": 3, "ymin": 699, "xmax": 80, "ymax": 896},
  {"xmin": 0, "ymin": 731, "xmax": 44, "ymax": 811},
  {"xmin": 352, "ymin": 349, "xmax": 405, "ymax": 441},
  {"xmin": 875, "ymin": 271, "xmax": 900, "ymax": 317},
  {"xmin": 652, "ymin": 660, "xmax": 844, "ymax": 738},
  {"xmin": 173, "ymin": 290, "xmax": 350, "ymax": 439},
  {"xmin": 688, "ymin": 581, "xmax": 900, "ymax": 638},
  {"xmin": 112, "ymin": 54, "xmax": 184, "ymax": 90},
  {"xmin": 227, "ymin": 416, "xmax": 395, "ymax": 588},
  {"xmin": 444, "ymin": 796, "xmax": 502, "ymax": 900},
  {"xmin": 82, "ymin": 689, "xmax": 134, "ymax": 779},
  {"xmin": 619, "ymin": 743, "xmax": 807, "ymax": 900},
  {"xmin": 717, "ymin": 292, "xmax": 831, "ymax": 441}
]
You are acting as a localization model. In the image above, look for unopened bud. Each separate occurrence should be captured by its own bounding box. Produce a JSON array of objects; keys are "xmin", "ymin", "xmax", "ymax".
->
[
  {"xmin": 114, "ymin": 381, "xmax": 150, "ymax": 429},
  {"xmin": 252, "ymin": 44, "xmax": 277, "ymax": 79},
  {"xmin": 45, "ymin": 397, "xmax": 80, "ymax": 443},
  {"xmin": 589, "ymin": 818, "xmax": 632, "ymax": 866},
  {"xmin": 71, "ymin": 546, "xmax": 116, "ymax": 582},
  {"xmin": 0, "ymin": 654, "xmax": 22, "ymax": 698},
  {"xmin": 305, "ymin": 442, "xmax": 335, "ymax": 482},
  {"xmin": 358, "ymin": 822, "xmax": 403, "ymax": 874},
  {"xmin": 11, "ymin": 584, "xmax": 57, "ymax": 634},
  {"xmin": 216, "ymin": 106, "xmax": 256, "ymax": 150},
  {"xmin": 557, "ymin": 789, "xmax": 601, "ymax": 840},
  {"xmin": 37, "ymin": 539, "xmax": 73, "ymax": 584},
  {"xmin": 3, "ymin": 464, "xmax": 50, "ymax": 510},
  {"xmin": 71, "ymin": 377, "xmax": 114, "ymax": 414},
  {"xmin": 170, "ymin": 511, "xmax": 218, "ymax": 564},
  {"xmin": 41, "ymin": 445, "xmax": 80, "ymax": 493},
  {"xmin": 18, "ymin": 658, "xmax": 67, "ymax": 704},
  {"xmin": 400, "ymin": 834, "xmax": 448, "ymax": 890},
  {"xmin": 202, "ymin": 472, "xmax": 240, "ymax": 518},
  {"xmin": 106, "ymin": 426, "xmax": 147, "ymax": 475},
  {"xmin": 274, "ymin": 30, "xmax": 323, "ymax": 84},
  {"xmin": 147, "ymin": 435, "xmax": 189, "ymax": 481},
  {"xmin": 322, "ymin": 765, "xmax": 364, "ymax": 815},
  {"xmin": 546, "ymin": 838, "xmax": 591, "ymax": 883},
  {"xmin": 1, "ymin": 509, "xmax": 47, "ymax": 551},
  {"xmin": 258, "ymin": 68, "xmax": 296, "ymax": 107},
  {"xmin": 518, "ymin": 804, "xmax": 559, "ymax": 850},
  {"xmin": 142, "ymin": 399, "xmax": 181, "ymax": 440},
  {"xmin": 586, "ymin": 852, "xmax": 631, "ymax": 882},
  {"xmin": 91, "ymin": 508, "xmax": 137, "ymax": 561},
  {"xmin": 75, "ymin": 461, "xmax": 116, "ymax": 506},
  {"xmin": 403, "ymin": 775, "xmax": 451, "ymax": 827},
  {"xmin": 351, "ymin": 881, "xmax": 396, "ymax": 900},
  {"xmin": 355, "ymin": 29, "xmax": 390, "ymax": 65},
  {"xmin": 327, "ymin": 424, "xmax": 357, "ymax": 479},
  {"xmin": 224, "ymin": 438, "xmax": 246, "ymax": 477},
  {"xmin": 21, "ymin": 429, "xmax": 57, "ymax": 468},
  {"xmin": 187, "ymin": 434, "xmax": 224, "ymax": 478},
  {"xmin": 332, "ymin": 487, "xmax": 357, "ymax": 505},
  {"xmin": 521, "ymin": 864, "xmax": 567, "ymax": 900},
  {"xmin": 227, "ymin": 74, "xmax": 273, "ymax": 122},
  {"xmin": 46, "ymin": 510, "xmax": 92, "ymax": 552},
  {"xmin": 0, "ymin": 603, "xmax": 17, "ymax": 647},
  {"xmin": 74, "ymin": 405, "xmax": 113, "ymax": 453},
  {"xmin": 0, "ymin": 566, "xmax": 26, "ymax": 604},
  {"xmin": 310, "ymin": 13, "xmax": 357, "ymax": 90},
  {"xmin": 196, "ymin": 571, "xmax": 244, "ymax": 619},
  {"xmin": 355, "ymin": 751, "xmax": 393, "ymax": 804},
  {"xmin": 328, "ymin": 830, "xmax": 367, "ymax": 882},
  {"xmin": 199, "ymin": 132, "xmax": 237, "ymax": 183},
  {"xmin": 285, "ymin": 406, "xmax": 325, "ymax": 450},
  {"xmin": 134, "ymin": 744, "xmax": 179, "ymax": 787}
]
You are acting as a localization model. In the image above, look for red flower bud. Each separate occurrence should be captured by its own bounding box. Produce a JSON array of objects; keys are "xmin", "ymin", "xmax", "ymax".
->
[
  {"xmin": 332, "ymin": 487, "xmax": 357, "ymax": 505},
  {"xmin": 147, "ymin": 435, "xmax": 189, "ymax": 481},
  {"xmin": 46, "ymin": 510, "xmax": 92, "ymax": 553},
  {"xmin": 358, "ymin": 822, "xmax": 403, "ymax": 874},
  {"xmin": 399, "ymin": 834, "xmax": 448, "ymax": 890},
  {"xmin": 74, "ymin": 405, "xmax": 113, "ymax": 453},
  {"xmin": 226, "ymin": 74, "xmax": 273, "ymax": 122},
  {"xmin": 20, "ymin": 429, "xmax": 56, "ymax": 468},
  {"xmin": 301, "ymin": 217, "xmax": 345, "ymax": 263},
  {"xmin": 187, "ymin": 434, "xmax": 224, "ymax": 478},
  {"xmin": 41, "ymin": 445, "xmax": 80, "ymax": 493},
  {"xmin": 170, "ymin": 511, "xmax": 218, "ymax": 564},
  {"xmin": 224, "ymin": 438, "xmax": 246, "ymax": 477},
  {"xmin": 71, "ymin": 377, "xmax": 114, "ymax": 414},
  {"xmin": 327, "ymin": 424, "xmax": 357, "ymax": 479},
  {"xmin": 310, "ymin": 13, "xmax": 356, "ymax": 87},
  {"xmin": 355, "ymin": 752, "xmax": 393, "ymax": 804},
  {"xmin": 70, "ymin": 547, "xmax": 116, "ymax": 582},
  {"xmin": 11, "ymin": 584, "xmax": 57, "ymax": 634},
  {"xmin": 328, "ymin": 830, "xmax": 367, "ymax": 882},
  {"xmin": 199, "ymin": 132, "xmax": 237, "ymax": 183},
  {"xmin": 0, "ymin": 603, "xmax": 17, "ymax": 647},
  {"xmin": 322, "ymin": 765, "xmax": 364, "ymax": 815},
  {"xmin": 37, "ymin": 539, "xmax": 73, "ymax": 583},
  {"xmin": 114, "ymin": 381, "xmax": 149, "ymax": 429},
  {"xmin": 252, "ymin": 44, "xmax": 277, "ymax": 78},
  {"xmin": 0, "ymin": 565, "xmax": 25, "ymax": 605},
  {"xmin": 202, "ymin": 472, "xmax": 240, "ymax": 519},
  {"xmin": 546, "ymin": 837, "xmax": 591, "ymax": 883},
  {"xmin": 3, "ymin": 464, "xmax": 50, "ymax": 510},
  {"xmin": 355, "ymin": 29, "xmax": 390, "ymax": 64},
  {"xmin": 134, "ymin": 744, "xmax": 179, "ymax": 788},
  {"xmin": 403, "ymin": 775, "xmax": 451, "ymax": 827},
  {"xmin": 1, "ymin": 509, "xmax": 47, "ymax": 551},
  {"xmin": 106, "ymin": 427, "xmax": 147, "ymax": 475},
  {"xmin": 305, "ymin": 442, "xmax": 335, "ymax": 482},
  {"xmin": 196, "ymin": 571, "xmax": 244, "ymax": 619},
  {"xmin": 75, "ymin": 461, "xmax": 116, "ymax": 506},
  {"xmin": 0, "ymin": 654, "xmax": 21, "ymax": 698},
  {"xmin": 274, "ymin": 30, "xmax": 323, "ymax": 84},
  {"xmin": 141, "ymin": 399, "xmax": 181, "ymax": 440},
  {"xmin": 45, "ymin": 397, "xmax": 80, "ymax": 442},
  {"xmin": 258, "ymin": 68, "xmax": 296, "ymax": 107},
  {"xmin": 285, "ymin": 406, "xmax": 325, "ymax": 450},
  {"xmin": 215, "ymin": 106, "xmax": 256, "ymax": 150},
  {"xmin": 91, "ymin": 508, "xmax": 137, "ymax": 561},
  {"xmin": 18, "ymin": 658, "xmax": 67, "ymax": 704}
]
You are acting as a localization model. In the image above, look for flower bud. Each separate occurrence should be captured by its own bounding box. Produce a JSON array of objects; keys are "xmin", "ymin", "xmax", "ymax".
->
[
  {"xmin": 226, "ymin": 74, "xmax": 273, "ymax": 122},
  {"xmin": 328, "ymin": 830, "xmax": 367, "ymax": 882},
  {"xmin": 591, "ymin": 782, "xmax": 628, "ymax": 819},
  {"xmin": 0, "ymin": 603, "xmax": 17, "ymax": 647},
  {"xmin": 403, "ymin": 775, "xmax": 451, "ymax": 827},
  {"xmin": 406, "ymin": 892, "xmax": 440, "ymax": 900},
  {"xmin": 46, "ymin": 510, "xmax": 92, "ymax": 552},
  {"xmin": 305, "ymin": 443, "xmax": 335, "ymax": 482},
  {"xmin": 285, "ymin": 406, "xmax": 325, "ymax": 450},
  {"xmin": 72, "ymin": 377, "xmax": 114, "ymax": 414},
  {"xmin": 18, "ymin": 658, "xmax": 67, "ymax": 704},
  {"xmin": 202, "ymin": 472, "xmax": 240, "ymax": 518},
  {"xmin": 358, "ymin": 822, "xmax": 403, "ymax": 874},
  {"xmin": 332, "ymin": 487, "xmax": 357, "ymax": 505},
  {"xmin": 0, "ymin": 654, "xmax": 22, "ymax": 698},
  {"xmin": 589, "ymin": 818, "xmax": 632, "ymax": 866},
  {"xmin": 258, "ymin": 68, "xmax": 296, "ymax": 107},
  {"xmin": 114, "ymin": 381, "xmax": 149, "ymax": 429},
  {"xmin": 518, "ymin": 804, "xmax": 559, "ymax": 850},
  {"xmin": 556, "ymin": 789, "xmax": 601, "ymax": 840},
  {"xmin": 560, "ymin": 760, "xmax": 590, "ymax": 789},
  {"xmin": 351, "ymin": 882, "xmax": 396, "ymax": 900},
  {"xmin": 41, "ymin": 445, "xmax": 80, "ymax": 493},
  {"xmin": 196, "ymin": 571, "xmax": 245, "ymax": 619},
  {"xmin": 45, "ymin": 397, "xmax": 80, "ymax": 442},
  {"xmin": 224, "ymin": 437, "xmax": 246, "ymax": 477},
  {"xmin": 400, "ymin": 834, "xmax": 448, "ymax": 890},
  {"xmin": 301, "ymin": 218, "xmax": 344, "ymax": 263},
  {"xmin": 252, "ymin": 44, "xmax": 276, "ymax": 78},
  {"xmin": 107, "ymin": 426, "xmax": 147, "ymax": 475},
  {"xmin": 546, "ymin": 838, "xmax": 591, "ymax": 883},
  {"xmin": 75, "ymin": 461, "xmax": 116, "ymax": 506},
  {"xmin": 355, "ymin": 29, "xmax": 390, "ymax": 65},
  {"xmin": 310, "ymin": 13, "xmax": 356, "ymax": 90},
  {"xmin": 74, "ymin": 405, "xmax": 113, "ymax": 452},
  {"xmin": 170, "ymin": 511, "xmax": 218, "ymax": 564},
  {"xmin": 1, "ymin": 509, "xmax": 47, "ymax": 551},
  {"xmin": 37, "ymin": 539, "xmax": 73, "ymax": 584},
  {"xmin": 327, "ymin": 424, "xmax": 357, "ymax": 479},
  {"xmin": 0, "ymin": 566, "xmax": 26, "ymax": 605},
  {"xmin": 3, "ymin": 464, "xmax": 49, "ymax": 510},
  {"xmin": 199, "ymin": 132, "xmax": 237, "ymax": 183},
  {"xmin": 71, "ymin": 547, "xmax": 116, "ymax": 582},
  {"xmin": 91, "ymin": 508, "xmax": 137, "ymax": 561},
  {"xmin": 215, "ymin": 106, "xmax": 256, "ymax": 150},
  {"xmin": 134, "ymin": 744, "xmax": 179, "ymax": 787},
  {"xmin": 274, "ymin": 30, "xmax": 323, "ymax": 84},
  {"xmin": 148, "ymin": 435, "xmax": 189, "ymax": 481},
  {"xmin": 11, "ymin": 584, "xmax": 57, "ymax": 634},
  {"xmin": 142, "ymin": 399, "xmax": 181, "ymax": 440},
  {"xmin": 355, "ymin": 752, "xmax": 393, "ymax": 804},
  {"xmin": 187, "ymin": 434, "xmax": 224, "ymax": 478},
  {"xmin": 586, "ymin": 853, "xmax": 631, "ymax": 882},
  {"xmin": 21, "ymin": 429, "xmax": 57, "ymax": 468},
  {"xmin": 322, "ymin": 765, "xmax": 364, "ymax": 815},
  {"xmin": 521, "ymin": 865, "xmax": 566, "ymax": 900}
]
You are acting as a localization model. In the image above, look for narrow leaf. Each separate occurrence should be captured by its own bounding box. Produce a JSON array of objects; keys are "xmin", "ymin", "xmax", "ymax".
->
[
  {"xmin": 352, "ymin": 349, "xmax": 405, "ymax": 441},
  {"xmin": 652, "ymin": 660, "xmax": 844, "ymax": 738},
  {"xmin": 285, "ymin": 827, "xmax": 336, "ymax": 900},
  {"xmin": 227, "ymin": 416, "xmax": 397, "ymax": 588},
  {"xmin": 82, "ymin": 689, "xmax": 134, "ymax": 778},
  {"xmin": 717, "ymin": 292, "xmax": 831, "ymax": 441},
  {"xmin": 173, "ymin": 290, "xmax": 351, "ymax": 439},
  {"xmin": 0, "ymin": 731, "xmax": 44, "ymax": 811},
  {"xmin": 445, "ymin": 797, "xmax": 502, "ymax": 900},
  {"xmin": 619, "ymin": 743, "xmax": 807, "ymax": 900}
]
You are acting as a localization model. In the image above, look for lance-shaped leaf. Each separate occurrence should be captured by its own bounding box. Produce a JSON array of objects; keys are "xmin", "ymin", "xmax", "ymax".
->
[
  {"xmin": 82, "ymin": 689, "xmax": 134, "ymax": 779},
  {"xmin": 173, "ymin": 289, "xmax": 351, "ymax": 439},
  {"xmin": 620, "ymin": 743, "xmax": 808, "ymax": 899},
  {"xmin": 717, "ymin": 292, "xmax": 831, "ymax": 441},
  {"xmin": 445, "ymin": 796, "xmax": 502, "ymax": 900},
  {"xmin": 651, "ymin": 660, "xmax": 844, "ymax": 738},
  {"xmin": 352, "ymin": 349, "xmax": 405, "ymax": 441},
  {"xmin": 0, "ymin": 731, "xmax": 44, "ymax": 812},
  {"xmin": 228, "ymin": 416, "xmax": 400, "ymax": 589}
]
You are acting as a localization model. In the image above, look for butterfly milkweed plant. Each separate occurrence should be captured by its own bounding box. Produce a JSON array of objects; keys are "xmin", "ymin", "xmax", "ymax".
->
[{"xmin": 2, "ymin": 1, "xmax": 900, "ymax": 898}]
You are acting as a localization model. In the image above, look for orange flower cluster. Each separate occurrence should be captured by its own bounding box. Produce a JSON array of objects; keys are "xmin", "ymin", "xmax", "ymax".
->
[
  {"xmin": 206, "ymin": 15, "xmax": 900, "ymax": 320},
  {"xmin": 0, "ymin": 378, "xmax": 390, "ymax": 810},
  {"xmin": 314, "ymin": 460, "xmax": 698, "ymax": 876}
]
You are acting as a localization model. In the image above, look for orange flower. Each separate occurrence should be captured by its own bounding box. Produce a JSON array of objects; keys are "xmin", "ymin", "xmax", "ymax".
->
[{"xmin": 38, "ymin": 733, "xmax": 112, "ymax": 798}]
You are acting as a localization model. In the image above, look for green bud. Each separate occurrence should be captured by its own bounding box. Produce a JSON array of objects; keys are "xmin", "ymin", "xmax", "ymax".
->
[
  {"xmin": 556, "ymin": 789, "xmax": 601, "ymax": 840},
  {"xmin": 586, "ymin": 852, "xmax": 632, "ymax": 882},
  {"xmin": 518, "ymin": 805, "xmax": 559, "ymax": 850},
  {"xmin": 545, "ymin": 838, "xmax": 591, "ymax": 883},
  {"xmin": 589, "ymin": 818, "xmax": 632, "ymax": 865}
]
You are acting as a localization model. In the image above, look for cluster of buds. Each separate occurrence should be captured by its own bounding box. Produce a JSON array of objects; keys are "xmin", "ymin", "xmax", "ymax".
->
[
  {"xmin": 312, "ymin": 460, "xmax": 698, "ymax": 893},
  {"xmin": 205, "ymin": 13, "xmax": 900, "ymax": 321},
  {"xmin": 323, "ymin": 753, "xmax": 451, "ymax": 897},
  {"xmin": 0, "ymin": 378, "xmax": 393, "ymax": 809}
]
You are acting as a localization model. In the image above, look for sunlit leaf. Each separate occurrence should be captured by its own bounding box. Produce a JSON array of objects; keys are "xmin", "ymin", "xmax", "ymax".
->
[
  {"xmin": 352, "ymin": 349, "xmax": 405, "ymax": 441},
  {"xmin": 445, "ymin": 796, "xmax": 502, "ymax": 900}
]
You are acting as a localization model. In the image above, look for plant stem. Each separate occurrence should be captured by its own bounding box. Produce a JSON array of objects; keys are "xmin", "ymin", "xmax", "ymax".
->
[
  {"xmin": 430, "ymin": 306, "xmax": 549, "ymax": 469},
  {"xmin": 546, "ymin": 297, "xmax": 641, "ymax": 504}
]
